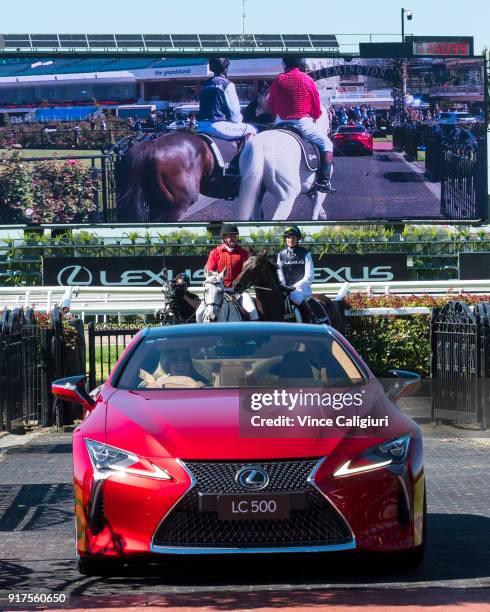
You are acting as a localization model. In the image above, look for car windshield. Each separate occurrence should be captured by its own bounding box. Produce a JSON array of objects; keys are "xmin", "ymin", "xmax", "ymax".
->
[
  {"xmin": 338, "ymin": 127, "xmax": 365, "ymax": 133},
  {"xmin": 439, "ymin": 113, "xmax": 452, "ymax": 119},
  {"xmin": 116, "ymin": 330, "xmax": 366, "ymax": 390},
  {"xmin": 456, "ymin": 113, "xmax": 473, "ymax": 119}
]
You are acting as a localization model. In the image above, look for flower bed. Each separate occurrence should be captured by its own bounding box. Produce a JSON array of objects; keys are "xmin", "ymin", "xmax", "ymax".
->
[{"xmin": 0, "ymin": 152, "xmax": 97, "ymax": 223}]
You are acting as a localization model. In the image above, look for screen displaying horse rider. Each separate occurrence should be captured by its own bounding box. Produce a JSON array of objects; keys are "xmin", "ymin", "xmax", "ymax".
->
[
  {"xmin": 196, "ymin": 224, "xmax": 259, "ymax": 322},
  {"xmin": 0, "ymin": 54, "xmax": 484, "ymax": 225},
  {"xmin": 276, "ymin": 225, "xmax": 317, "ymax": 323}
]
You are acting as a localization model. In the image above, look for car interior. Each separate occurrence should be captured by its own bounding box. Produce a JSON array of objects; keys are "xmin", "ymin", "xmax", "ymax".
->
[{"xmin": 117, "ymin": 334, "xmax": 365, "ymax": 390}]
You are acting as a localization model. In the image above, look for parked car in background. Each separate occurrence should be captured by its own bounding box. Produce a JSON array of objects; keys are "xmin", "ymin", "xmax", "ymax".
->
[
  {"xmin": 333, "ymin": 125, "xmax": 374, "ymax": 155},
  {"xmin": 166, "ymin": 119, "xmax": 190, "ymax": 131}
]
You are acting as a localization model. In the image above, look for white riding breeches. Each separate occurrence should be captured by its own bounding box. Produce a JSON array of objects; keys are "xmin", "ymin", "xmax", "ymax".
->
[
  {"xmin": 198, "ymin": 120, "xmax": 257, "ymax": 140},
  {"xmin": 239, "ymin": 291, "xmax": 259, "ymax": 320},
  {"xmin": 276, "ymin": 116, "xmax": 333, "ymax": 153}
]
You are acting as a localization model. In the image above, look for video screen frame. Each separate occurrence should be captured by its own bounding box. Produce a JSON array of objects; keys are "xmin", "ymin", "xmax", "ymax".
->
[{"xmin": 0, "ymin": 50, "xmax": 487, "ymax": 227}]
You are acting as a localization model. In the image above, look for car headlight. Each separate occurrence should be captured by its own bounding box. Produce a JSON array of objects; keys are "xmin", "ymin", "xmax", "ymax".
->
[
  {"xmin": 85, "ymin": 439, "xmax": 172, "ymax": 480},
  {"xmin": 333, "ymin": 434, "xmax": 411, "ymax": 477}
]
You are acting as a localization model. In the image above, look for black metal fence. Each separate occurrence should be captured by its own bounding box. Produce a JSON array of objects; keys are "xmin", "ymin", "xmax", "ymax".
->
[
  {"xmin": 440, "ymin": 140, "xmax": 487, "ymax": 220},
  {"xmin": 392, "ymin": 127, "xmax": 487, "ymax": 220},
  {"xmin": 0, "ymin": 306, "xmax": 86, "ymax": 432},
  {"xmin": 87, "ymin": 322, "xmax": 155, "ymax": 390},
  {"xmin": 0, "ymin": 307, "xmax": 49, "ymax": 431},
  {"xmin": 431, "ymin": 300, "xmax": 490, "ymax": 430}
]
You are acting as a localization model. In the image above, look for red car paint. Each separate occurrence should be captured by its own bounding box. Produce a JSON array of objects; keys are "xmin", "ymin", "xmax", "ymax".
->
[{"xmin": 69, "ymin": 323, "xmax": 424, "ymax": 564}]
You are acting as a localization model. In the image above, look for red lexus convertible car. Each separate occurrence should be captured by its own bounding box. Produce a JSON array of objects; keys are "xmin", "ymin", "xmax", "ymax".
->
[
  {"xmin": 333, "ymin": 125, "xmax": 374, "ymax": 155},
  {"xmin": 52, "ymin": 322, "xmax": 425, "ymax": 575}
]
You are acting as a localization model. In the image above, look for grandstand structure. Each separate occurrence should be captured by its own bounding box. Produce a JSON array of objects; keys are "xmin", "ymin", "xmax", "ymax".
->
[
  {"xmin": 0, "ymin": 55, "xmax": 345, "ymax": 117},
  {"xmin": 0, "ymin": 34, "xmax": 339, "ymax": 52},
  {"xmin": 0, "ymin": 34, "xmax": 341, "ymax": 117}
]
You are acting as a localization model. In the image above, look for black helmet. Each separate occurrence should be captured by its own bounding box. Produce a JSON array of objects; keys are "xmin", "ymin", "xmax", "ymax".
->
[
  {"xmin": 220, "ymin": 223, "xmax": 239, "ymax": 238},
  {"xmin": 282, "ymin": 56, "xmax": 306, "ymax": 70},
  {"xmin": 283, "ymin": 225, "xmax": 302, "ymax": 239},
  {"xmin": 175, "ymin": 272, "xmax": 190, "ymax": 286},
  {"xmin": 209, "ymin": 57, "xmax": 230, "ymax": 75}
]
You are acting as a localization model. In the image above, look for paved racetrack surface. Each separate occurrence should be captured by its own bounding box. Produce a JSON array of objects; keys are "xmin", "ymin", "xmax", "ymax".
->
[
  {"xmin": 0, "ymin": 430, "xmax": 489, "ymax": 610},
  {"xmin": 183, "ymin": 147, "xmax": 442, "ymax": 222}
]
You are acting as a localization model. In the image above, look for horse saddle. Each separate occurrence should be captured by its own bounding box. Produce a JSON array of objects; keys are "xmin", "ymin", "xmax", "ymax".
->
[
  {"xmin": 283, "ymin": 296, "xmax": 331, "ymax": 325},
  {"xmin": 198, "ymin": 134, "xmax": 245, "ymax": 200},
  {"xmin": 274, "ymin": 125, "xmax": 320, "ymax": 172},
  {"xmin": 224, "ymin": 292, "xmax": 250, "ymax": 320}
]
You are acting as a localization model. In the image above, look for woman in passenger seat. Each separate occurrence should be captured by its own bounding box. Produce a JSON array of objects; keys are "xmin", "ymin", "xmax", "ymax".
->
[{"xmin": 162, "ymin": 349, "xmax": 210, "ymax": 385}]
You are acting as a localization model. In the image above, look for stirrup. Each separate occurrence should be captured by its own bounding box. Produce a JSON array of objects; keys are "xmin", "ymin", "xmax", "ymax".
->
[{"xmin": 315, "ymin": 179, "xmax": 336, "ymax": 193}]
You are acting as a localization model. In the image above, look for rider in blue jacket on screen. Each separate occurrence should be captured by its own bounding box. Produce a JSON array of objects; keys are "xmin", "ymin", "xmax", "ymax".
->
[{"xmin": 197, "ymin": 57, "xmax": 257, "ymax": 141}]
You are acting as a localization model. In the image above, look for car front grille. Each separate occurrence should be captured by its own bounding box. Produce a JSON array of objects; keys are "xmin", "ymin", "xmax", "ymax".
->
[{"xmin": 152, "ymin": 459, "xmax": 352, "ymax": 549}]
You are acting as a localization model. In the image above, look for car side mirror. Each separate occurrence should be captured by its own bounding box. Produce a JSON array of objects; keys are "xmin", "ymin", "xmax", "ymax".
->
[
  {"xmin": 385, "ymin": 369, "xmax": 421, "ymax": 402},
  {"xmin": 52, "ymin": 375, "xmax": 96, "ymax": 413}
]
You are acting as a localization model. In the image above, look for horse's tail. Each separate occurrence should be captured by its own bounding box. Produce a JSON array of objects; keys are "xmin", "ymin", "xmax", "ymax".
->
[
  {"xmin": 116, "ymin": 140, "xmax": 154, "ymax": 222},
  {"xmin": 236, "ymin": 138, "xmax": 265, "ymax": 221}
]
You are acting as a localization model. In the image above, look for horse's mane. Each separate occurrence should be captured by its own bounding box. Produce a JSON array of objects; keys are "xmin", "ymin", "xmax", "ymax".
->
[{"xmin": 248, "ymin": 252, "xmax": 282, "ymax": 288}]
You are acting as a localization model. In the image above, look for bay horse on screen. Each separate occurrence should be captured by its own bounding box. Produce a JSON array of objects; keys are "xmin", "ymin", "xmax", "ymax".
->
[{"xmin": 116, "ymin": 132, "xmax": 215, "ymax": 223}]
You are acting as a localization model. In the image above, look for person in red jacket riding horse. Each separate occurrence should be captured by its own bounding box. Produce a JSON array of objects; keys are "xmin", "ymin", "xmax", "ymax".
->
[
  {"xmin": 268, "ymin": 56, "xmax": 334, "ymax": 192},
  {"xmin": 196, "ymin": 223, "xmax": 259, "ymax": 322}
]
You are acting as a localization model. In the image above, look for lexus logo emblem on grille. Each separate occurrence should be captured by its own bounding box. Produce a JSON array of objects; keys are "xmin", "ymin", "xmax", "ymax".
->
[{"xmin": 236, "ymin": 467, "xmax": 269, "ymax": 490}]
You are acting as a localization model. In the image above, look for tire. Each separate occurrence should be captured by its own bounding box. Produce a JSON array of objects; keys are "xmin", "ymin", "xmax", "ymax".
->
[
  {"xmin": 76, "ymin": 555, "xmax": 121, "ymax": 576},
  {"xmin": 398, "ymin": 487, "xmax": 427, "ymax": 569}
]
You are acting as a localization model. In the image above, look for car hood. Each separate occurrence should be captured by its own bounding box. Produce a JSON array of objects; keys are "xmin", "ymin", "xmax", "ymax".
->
[{"xmin": 105, "ymin": 386, "xmax": 413, "ymax": 460}]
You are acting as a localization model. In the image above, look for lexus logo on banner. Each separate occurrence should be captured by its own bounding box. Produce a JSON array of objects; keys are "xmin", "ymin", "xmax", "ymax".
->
[
  {"xmin": 57, "ymin": 265, "xmax": 94, "ymax": 286},
  {"xmin": 43, "ymin": 254, "xmax": 408, "ymax": 287}
]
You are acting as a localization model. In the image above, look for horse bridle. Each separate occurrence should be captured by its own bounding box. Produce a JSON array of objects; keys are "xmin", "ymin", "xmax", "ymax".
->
[{"xmin": 204, "ymin": 279, "xmax": 225, "ymax": 310}]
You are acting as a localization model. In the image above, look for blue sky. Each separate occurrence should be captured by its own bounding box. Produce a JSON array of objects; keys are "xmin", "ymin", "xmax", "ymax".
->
[{"xmin": 2, "ymin": 0, "xmax": 488, "ymax": 52}]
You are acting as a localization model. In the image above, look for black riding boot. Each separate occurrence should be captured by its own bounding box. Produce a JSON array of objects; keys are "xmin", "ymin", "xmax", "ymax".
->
[
  {"xmin": 316, "ymin": 153, "xmax": 334, "ymax": 193},
  {"xmin": 298, "ymin": 300, "xmax": 318, "ymax": 324}
]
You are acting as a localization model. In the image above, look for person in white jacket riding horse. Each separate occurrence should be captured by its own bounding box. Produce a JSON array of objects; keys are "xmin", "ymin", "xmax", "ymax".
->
[{"xmin": 276, "ymin": 225, "xmax": 317, "ymax": 323}]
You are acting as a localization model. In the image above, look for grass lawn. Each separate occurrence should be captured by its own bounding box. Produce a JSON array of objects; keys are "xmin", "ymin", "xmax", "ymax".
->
[
  {"xmin": 86, "ymin": 343, "xmax": 128, "ymax": 388},
  {"xmin": 20, "ymin": 149, "xmax": 104, "ymax": 168}
]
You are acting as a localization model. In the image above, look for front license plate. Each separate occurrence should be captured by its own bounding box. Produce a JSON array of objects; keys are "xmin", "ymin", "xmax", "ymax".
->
[{"xmin": 217, "ymin": 493, "xmax": 290, "ymax": 521}]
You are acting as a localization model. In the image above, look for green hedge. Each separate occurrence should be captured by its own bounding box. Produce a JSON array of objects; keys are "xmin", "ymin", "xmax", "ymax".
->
[
  {"xmin": 1, "ymin": 226, "xmax": 490, "ymax": 286},
  {"xmin": 344, "ymin": 294, "xmax": 490, "ymax": 377}
]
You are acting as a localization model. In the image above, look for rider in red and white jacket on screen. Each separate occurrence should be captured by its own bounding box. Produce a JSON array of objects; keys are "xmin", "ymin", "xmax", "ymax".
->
[{"xmin": 268, "ymin": 56, "xmax": 334, "ymax": 192}]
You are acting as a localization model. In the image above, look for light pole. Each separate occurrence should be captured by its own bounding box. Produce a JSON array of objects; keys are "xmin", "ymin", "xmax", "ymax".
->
[{"xmin": 401, "ymin": 8, "xmax": 413, "ymax": 42}]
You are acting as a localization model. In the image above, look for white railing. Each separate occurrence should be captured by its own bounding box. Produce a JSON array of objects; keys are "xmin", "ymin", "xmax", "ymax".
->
[{"xmin": 1, "ymin": 280, "xmax": 489, "ymax": 319}]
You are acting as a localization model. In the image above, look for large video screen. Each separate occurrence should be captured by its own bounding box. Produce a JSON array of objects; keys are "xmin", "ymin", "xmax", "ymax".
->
[{"xmin": 0, "ymin": 54, "xmax": 486, "ymax": 224}]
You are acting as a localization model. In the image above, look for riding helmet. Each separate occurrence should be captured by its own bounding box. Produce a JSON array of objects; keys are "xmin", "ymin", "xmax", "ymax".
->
[
  {"xmin": 220, "ymin": 223, "xmax": 239, "ymax": 238},
  {"xmin": 283, "ymin": 225, "xmax": 302, "ymax": 239},
  {"xmin": 282, "ymin": 56, "xmax": 306, "ymax": 70},
  {"xmin": 209, "ymin": 57, "xmax": 230, "ymax": 75}
]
